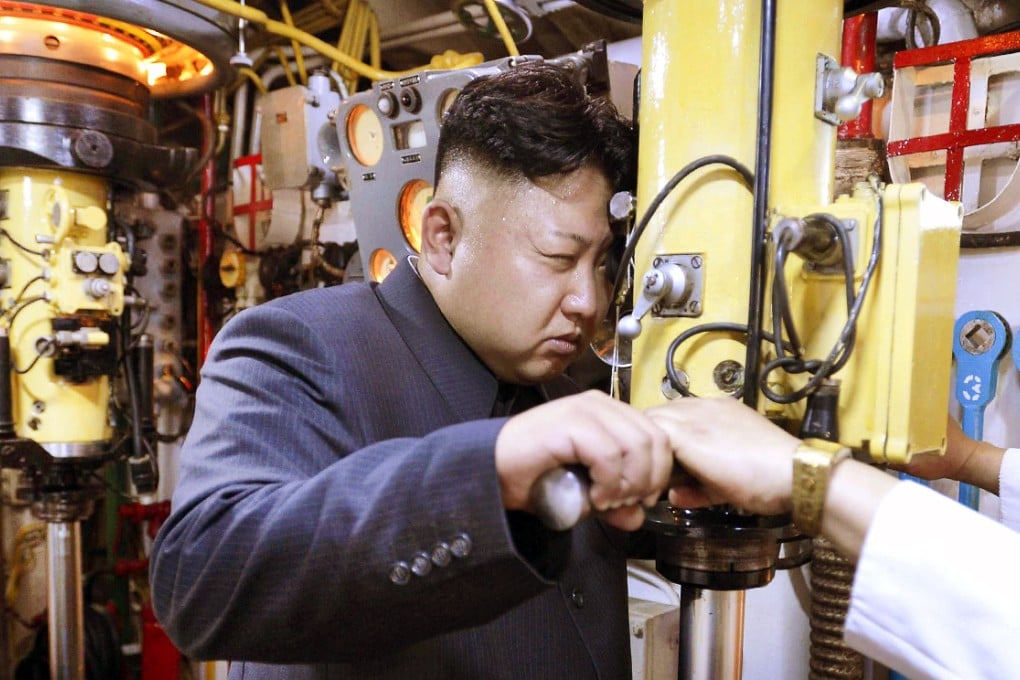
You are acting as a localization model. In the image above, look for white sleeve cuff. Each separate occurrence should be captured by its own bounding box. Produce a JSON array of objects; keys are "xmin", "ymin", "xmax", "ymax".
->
[{"xmin": 999, "ymin": 448, "xmax": 1020, "ymax": 532}]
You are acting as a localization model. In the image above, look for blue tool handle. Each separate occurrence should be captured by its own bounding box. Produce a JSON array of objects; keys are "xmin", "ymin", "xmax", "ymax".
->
[{"xmin": 952, "ymin": 311, "xmax": 1011, "ymax": 511}]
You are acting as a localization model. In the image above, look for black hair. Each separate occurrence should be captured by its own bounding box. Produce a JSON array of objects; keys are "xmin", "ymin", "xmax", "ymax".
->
[{"xmin": 435, "ymin": 61, "xmax": 636, "ymax": 193}]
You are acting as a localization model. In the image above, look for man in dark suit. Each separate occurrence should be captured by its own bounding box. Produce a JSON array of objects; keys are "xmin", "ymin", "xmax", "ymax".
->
[{"xmin": 150, "ymin": 62, "xmax": 674, "ymax": 679}]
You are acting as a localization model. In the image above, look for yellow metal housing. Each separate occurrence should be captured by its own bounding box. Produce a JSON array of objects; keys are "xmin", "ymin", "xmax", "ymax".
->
[
  {"xmin": 631, "ymin": 0, "xmax": 842, "ymax": 410},
  {"xmin": 630, "ymin": 0, "xmax": 961, "ymax": 463},
  {"xmin": 0, "ymin": 168, "xmax": 126, "ymax": 452}
]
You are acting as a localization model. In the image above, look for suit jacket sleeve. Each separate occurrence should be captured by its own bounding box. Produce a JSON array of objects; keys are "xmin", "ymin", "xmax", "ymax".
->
[{"xmin": 149, "ymin": 301, "xmax": 556, "ymax": 663}]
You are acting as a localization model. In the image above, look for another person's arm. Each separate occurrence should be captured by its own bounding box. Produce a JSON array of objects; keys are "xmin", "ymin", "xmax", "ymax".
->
[
  {"xmin": 897, "ymin": 417, "xmax": 1005, "ymax": 494},
  {"xmin": 647, "ymin": 396, "xmax": 893, "ymax": 559},
  {"xmin": 650, "ymin": 397, "xmax": 1020, "ymax": 679}
]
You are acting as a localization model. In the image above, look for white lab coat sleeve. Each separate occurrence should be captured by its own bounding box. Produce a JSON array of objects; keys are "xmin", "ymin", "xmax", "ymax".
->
[
  {"xmin": 844, "ymin": 480, "xmax": 1020, "ymax": 680},
  {"xmin": 999, "ymin": 448, "xmax": 1020, "ymax": 532}
]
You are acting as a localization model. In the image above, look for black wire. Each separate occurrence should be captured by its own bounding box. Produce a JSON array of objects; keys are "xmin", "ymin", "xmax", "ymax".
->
[
  {"xmin": 770, "ymin": 237, "xmax": 802, "ymax": 362},
  {"xmin": 6, "ymin": 295, "xmax": 47, "ymax": 329},
  {"xmin": 13, "ymin": 337, "xmax": 54, "ymax": 375},
  {"xmin": 1, "ymin": 229, "xmax": 47, "ymax": 257},
  {"xmin": 760, "ymin": 192, "xmax": 884, "ymax": 403},
  {"xmin": 11, "ymin": 274, "xmax": 45, "ymax": 305},
  {"xmin": 663, "ymin": 324, "xmax": 800, "ymax": 400},
  {"xmin": 665, "ymin": 322, "xmax": 750, "ymax": 399},
  {"xmin": 609, "ymin": 154, "xmax": 755, "ymax": 308}
]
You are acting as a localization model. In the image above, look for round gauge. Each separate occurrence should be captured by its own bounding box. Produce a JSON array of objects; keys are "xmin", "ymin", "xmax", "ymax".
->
[
  {"xmin": 219, "ymin": 250, "xmax": 246, "ymax": 288},
  {"xmin": 397, "ymin": 179, "xmax": 433, "ymax": 253},
  {"xmin": 346, "ymin": 104, "xmax": 384, "ymax": 167},
  {"xmin": 437, "ymin": 88, "xmax": 461, "ymax": 120},
  {"xmin": 369, "ymin": 249, "xmax": 398, "ymax": 283}
]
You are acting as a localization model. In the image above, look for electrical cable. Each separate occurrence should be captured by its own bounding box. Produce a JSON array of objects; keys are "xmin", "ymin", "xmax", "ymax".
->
[
  {"xmin": 177, "ymin": 101, "xmax": 218, "ymax": 190},
  {"xmin": 609, "ymin": 155, "xmax": 754, "ymax": 310},
  {"xmin": 744, "ymin": 0, "xmax": 777, "ymax": 410},
  {"xmin": 10, "ymin": 274, "xmax": 45, "ymax": 306},
  {"xmin": 0, "ymin": 230, "xmax": 47, "ymax": 258},
  {"xmin": 271, "ymin": 45, "xmax": 299, "ymax": 87},
  {"xmin": 279, "ymin": 0, "xmax": 309, "ymax": 84},
  {"xmin": 759, "ymin": 188, "xmax": 883, "ymax": 403},
  {"xmin": 665, "ymin": 322, "xmax": 749, "ymax": 399},
  {"xmin": 483, "ymin": 0, "xmax": 522, "ymax": 57},
  {"xmin": 237, "ymin": 66, "xmax": 268, "ymax": 94},
  {"xmin": 192, "ymin": 0, "xmax": 427, "ymax": 81},
  {"xmin": 5, "ymin": 295, "xmax": 47, "ymax": 330},
  {"xmin": 11, "ymin": 337, "xmax": 52, "ymax": 376}
]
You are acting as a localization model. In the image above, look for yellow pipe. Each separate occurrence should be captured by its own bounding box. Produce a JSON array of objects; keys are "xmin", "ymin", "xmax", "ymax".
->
[
  {"xmin": 368, "ymin": 9, "xmax": 381, "ymax": 69},
  {"xmin": 483, "ymin": 0, "xmax": 520, "ymax": 57},
  {"xmin": 353, "ymin": 1, "xmax": 370, "ymax": 60},
  {"xmin": 335, "ymin": 0, "xmax": 356, "ymax": 64},
  {"xmin": 279, "ymin": 0, "xmax": 309, "ymax": 84},
  {"xmin": 271, "ymin": 46, "xmax": 298, "ymax": 87},
  {"xmin": 237, "ymin": 66, "xmax": 268, "ymax": 94}
]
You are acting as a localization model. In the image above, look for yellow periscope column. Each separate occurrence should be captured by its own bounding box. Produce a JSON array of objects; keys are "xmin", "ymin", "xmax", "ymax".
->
[
  {"xmin": 0, "ymin": 168, "xmax": 125, "ymax": 454},
  {"xmin": 630, "ymin": 0, "xmax": 841, "ymax": 410}
]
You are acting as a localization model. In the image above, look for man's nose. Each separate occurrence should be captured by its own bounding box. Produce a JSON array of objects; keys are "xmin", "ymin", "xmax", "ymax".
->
[{"xmin": 563, "ymin": 269, "xmax": 602, "ymax": 321}]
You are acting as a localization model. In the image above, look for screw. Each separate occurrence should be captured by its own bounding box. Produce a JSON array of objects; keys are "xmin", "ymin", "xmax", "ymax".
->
[{"xmin": 691, "ymin": 255, "xmax": 703, "ymax": 269}]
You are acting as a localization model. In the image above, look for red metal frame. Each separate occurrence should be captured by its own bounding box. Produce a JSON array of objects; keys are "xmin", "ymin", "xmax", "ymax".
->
[
  {"xmin": 887, "ymin": 30, "xmax": 1020, "ymax": 201},
  {"xmin": 839, "ymin": 12, "xmax": 878, "ymax": 140},
  {"xmin": 199, "ymin": 93, "xmax": 216, "ymax": 366},
  {"xmin": 232, "ymin": 154, "xmax": 273, "ymax": 251}
]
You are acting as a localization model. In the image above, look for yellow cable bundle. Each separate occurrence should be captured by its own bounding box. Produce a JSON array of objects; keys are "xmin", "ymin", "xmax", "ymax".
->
[
  {"xmin": 278, "ymin": 0, "xmax": 309, "ymax": 84},
  {"xmin": 196, "ymin": 0, "xmax": 493, "ymax": 87},
  {"xmin": 237, "ymin": 66, "xmax": 268, "ymax": 94},
  {"xmin": 194, "ymin": 0, "xmax": 413, "ymax": 81}
]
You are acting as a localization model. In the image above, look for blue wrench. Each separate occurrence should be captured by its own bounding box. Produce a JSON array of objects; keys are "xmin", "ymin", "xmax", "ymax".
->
[{"xmin": 952, "ymin": 310, "xmax": 1012, "ymax": 510}]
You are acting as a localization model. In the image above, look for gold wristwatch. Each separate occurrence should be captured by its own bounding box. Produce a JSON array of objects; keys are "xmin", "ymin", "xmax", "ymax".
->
[{"xmin": 792, "ymin": 438, "xmax": 852, "ymax": 537}]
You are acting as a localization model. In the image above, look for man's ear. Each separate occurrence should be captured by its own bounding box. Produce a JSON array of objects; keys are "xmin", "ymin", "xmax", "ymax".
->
[{"xmin": 420, "ymin": 199, "xmax": 460, "ymax": 276}]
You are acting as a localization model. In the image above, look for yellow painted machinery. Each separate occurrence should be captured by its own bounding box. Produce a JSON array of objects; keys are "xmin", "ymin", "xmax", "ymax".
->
[
  {"xmin": 607, "ymin": 0, "xmax": 963, "ymax": 677},
  {"xmin": 0, "ymin": 3, "xmax": 234, "ymax": 677}
]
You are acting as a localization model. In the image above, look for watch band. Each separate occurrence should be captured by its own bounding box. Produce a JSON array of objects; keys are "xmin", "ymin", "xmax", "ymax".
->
[{"xmin": 792, "ymin": 438, "xmax": 852, "ymax": 537}]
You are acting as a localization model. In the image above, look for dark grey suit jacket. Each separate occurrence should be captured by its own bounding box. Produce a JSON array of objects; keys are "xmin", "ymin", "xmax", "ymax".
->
[{"xmin": 150, "ymin": 260, "xmax": 632, "ymax": 679}]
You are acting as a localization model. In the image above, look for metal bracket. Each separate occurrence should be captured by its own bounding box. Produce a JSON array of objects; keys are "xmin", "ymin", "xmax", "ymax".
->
[{"xmin": 652, "ymin": 253, "xmax": 704, "ymax": 318}]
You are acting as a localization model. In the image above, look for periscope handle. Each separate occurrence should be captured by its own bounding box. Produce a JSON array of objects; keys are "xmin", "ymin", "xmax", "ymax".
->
[{"xmin": 530, "ymin": 466, "xmax": 592, "ymax": 531}]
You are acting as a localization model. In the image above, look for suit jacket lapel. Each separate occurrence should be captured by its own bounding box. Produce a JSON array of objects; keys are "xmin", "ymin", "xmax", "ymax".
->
[{"xmin": 375, "ymin": 259, "xmax": 498, "ymax": 423}]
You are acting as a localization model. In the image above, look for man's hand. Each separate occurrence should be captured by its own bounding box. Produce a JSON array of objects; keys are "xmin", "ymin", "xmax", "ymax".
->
[
  {"xmin": 495, "ymin": 390, "xmax": 673, "ymax": 531},
  {"xmin": 646, "ymin": 397, "xmax": 800, "ymax": 515}
]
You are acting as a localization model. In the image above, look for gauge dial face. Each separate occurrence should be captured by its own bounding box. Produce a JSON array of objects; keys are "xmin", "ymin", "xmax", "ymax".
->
[
  {"xmin": 369, "ymin": 248, "xmax": 397, "ymax": 282},
  {"xmin": 398, "ymin": 179, "xmax": 433, "ymax": 253},
  {"xmin": 346, "ymin": 104, "xmax": 384, "ymax": 167},
  {"xmin": 437, "ymin": 88, "xmax": 461, "ymax": 120}
]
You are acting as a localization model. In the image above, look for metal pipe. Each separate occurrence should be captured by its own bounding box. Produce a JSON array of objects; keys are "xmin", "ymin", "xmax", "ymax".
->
[
  {"xmin": 47, "ymin": 521, "xmax": 85, "ymax": 680},
  {"xmin": 679, "ymin": 588, "xmax": 745, "ymax": 680},
  {"xmin": 743, "ymin": 0, "xmax": 777, "ymax": 409},
  {"xmin": 198, "ymin": 92, "xmax": 217, "ymax": 366}
]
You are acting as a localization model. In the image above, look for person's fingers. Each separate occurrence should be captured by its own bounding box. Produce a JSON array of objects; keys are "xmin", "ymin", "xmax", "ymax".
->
[
  {"xmin": 667, "ymin": 483, "xmax": 713, "ymax": 508},
  {"xmin": 597, "ymin": 504, "xmax": 646, "ymax": 532},
  {"xmin": 575, "ymin": 394, "xmax": 672, "ymax": 508}
]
